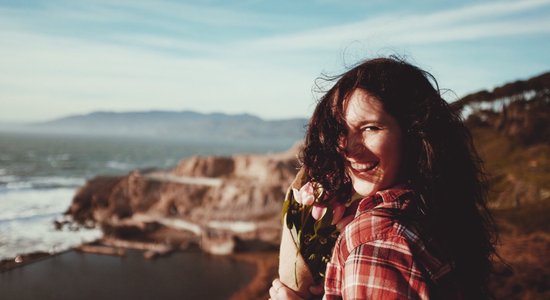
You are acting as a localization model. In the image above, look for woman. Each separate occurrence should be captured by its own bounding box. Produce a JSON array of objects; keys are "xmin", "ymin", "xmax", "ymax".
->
[{"xmin": 270, "ymin": 57, "xmax": 497, "ymax": 299}]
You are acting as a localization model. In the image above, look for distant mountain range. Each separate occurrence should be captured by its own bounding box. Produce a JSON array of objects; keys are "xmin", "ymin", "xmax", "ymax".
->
[{"xmin": 1, "ymin": 111, "xmax": 308, "ymax": 143}]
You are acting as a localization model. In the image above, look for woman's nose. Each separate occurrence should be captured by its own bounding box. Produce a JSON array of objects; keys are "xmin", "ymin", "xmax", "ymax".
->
[{"xmin": 345, "ymin": 135, "xmax": 365, "ymax": 158}]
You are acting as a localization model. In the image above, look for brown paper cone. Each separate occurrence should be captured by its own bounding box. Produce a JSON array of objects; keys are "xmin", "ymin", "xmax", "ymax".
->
[
  {"xmin": 278, "ymin": 218, "xmax": 314, "ymax": 298},
  {"xmin": 278, "ymin": 167, "xmax": 314, "ymax": 298}
]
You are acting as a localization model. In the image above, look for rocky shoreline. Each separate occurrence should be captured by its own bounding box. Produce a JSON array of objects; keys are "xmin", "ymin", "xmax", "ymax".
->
[
  {"xmin": 61, "ymin": 143, "xmax": 301, "ymax": 258},
  {"xmin": 0, "ymin": 251, "xmax": 54, "ymax": 272},
  {"xmin": 2, "ymin": 144, "xmax": 303, "ymax": 298}
]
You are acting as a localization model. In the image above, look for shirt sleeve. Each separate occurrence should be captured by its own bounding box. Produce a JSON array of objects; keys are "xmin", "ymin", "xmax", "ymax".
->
[{"xmin": 341, "ymin": 237, "xmax": 429, "ymax": 300}]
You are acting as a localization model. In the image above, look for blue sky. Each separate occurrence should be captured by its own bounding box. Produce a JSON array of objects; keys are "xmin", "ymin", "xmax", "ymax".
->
[{"xmin": 1, "ymin": 0, "xmax": 549, "ymax": 122}]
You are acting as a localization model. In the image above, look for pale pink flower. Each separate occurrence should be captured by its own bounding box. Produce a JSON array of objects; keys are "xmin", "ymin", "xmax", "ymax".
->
[
  {"xmin": 311, "ymin": 204, "xmax": 327, "ymax": 220},
  {"xmin": 292, "ymin": 182, "xmax": 315, "ymax": 206},
  {"xmin": 331, "ymin": 203, "xmax": 346, "ymax": 225}
]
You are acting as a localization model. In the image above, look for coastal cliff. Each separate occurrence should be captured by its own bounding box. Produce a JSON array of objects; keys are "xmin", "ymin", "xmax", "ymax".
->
[{"xmin": 66, "ymin": 143, "xmax": 302, "ymax": 254}]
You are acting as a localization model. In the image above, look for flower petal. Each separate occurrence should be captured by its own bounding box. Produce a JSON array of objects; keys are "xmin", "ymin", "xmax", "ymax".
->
[
  {"xmin": 300, "ymin": 182, "xmax": 314, "ymax": 195},
  {"xmin": 312, "ymin": 204, "xmax": 327, "ymax": 220},
  {"xmin": 292, "ymin": 188, "xmax": 302, "ymax": 205},
  {"xmin": 298, "ymin": 182, "xmax": 316, "ymax": 206},
  {"xmin": 301, "ymin": 194, "xmax": 315, "ymax": 206}
]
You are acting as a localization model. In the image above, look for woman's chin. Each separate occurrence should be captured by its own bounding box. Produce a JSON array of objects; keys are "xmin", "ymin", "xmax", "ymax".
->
[
  {"xmin": 352, "ymin": 178, "xmax": 398, "ymax": 197},
  {"xmin": 351, "ymin": 182, "xmax": 378, "ymax": 197}
]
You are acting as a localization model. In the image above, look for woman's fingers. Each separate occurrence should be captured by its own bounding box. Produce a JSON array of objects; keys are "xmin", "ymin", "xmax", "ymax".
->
[
  {"xmin": 268, "ymin": 279, "xmax": 304, "ymax": 300},
  {"xmin": 268, "ymin": 284, "xmax": 277, "ymax": 299},
  {"xmin": 272, "ymin": 278, "xmax": 284, "ymax": 290},
  {"xmin": 269, "ymin": 279, "xmax": 284, "ymax": 300}
]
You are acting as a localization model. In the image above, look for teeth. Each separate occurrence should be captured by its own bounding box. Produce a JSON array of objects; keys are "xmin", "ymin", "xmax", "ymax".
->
[{"xmin": 351, "ymin": 162, "xmax": 378, "ymax": 171}]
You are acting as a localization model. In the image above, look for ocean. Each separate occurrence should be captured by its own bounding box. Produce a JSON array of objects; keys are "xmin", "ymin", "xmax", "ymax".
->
[
  {"xmin": 0, "ymin": 249, "xmax": 256, "ymax": 300},
  {"xmin": 0, "ymin": 130, "xmax": 294, "ymax": 260}
]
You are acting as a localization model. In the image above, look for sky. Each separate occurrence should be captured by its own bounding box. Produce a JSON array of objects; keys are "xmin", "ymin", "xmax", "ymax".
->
[{"xmin": 0, "ymin": 0, "xmax": 549, "ymax": 122}]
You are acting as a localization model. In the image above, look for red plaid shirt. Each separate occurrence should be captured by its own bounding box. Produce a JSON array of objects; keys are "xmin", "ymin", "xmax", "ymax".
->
[{"xmin": 324, "ymin": 188, "xmax": 459, "ymax": 299}]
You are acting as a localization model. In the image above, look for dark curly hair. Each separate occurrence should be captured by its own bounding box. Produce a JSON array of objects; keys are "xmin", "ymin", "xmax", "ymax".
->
[{"xmin": 301, "ymin": 56, "xmax": 497, "ymax": 298}]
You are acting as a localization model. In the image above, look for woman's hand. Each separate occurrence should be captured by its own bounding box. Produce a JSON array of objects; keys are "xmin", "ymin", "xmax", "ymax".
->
[
  {"xmin": 269, "ymin": 279, "xmax": 303, "ymax": 300},
  {"xmin": 268, "ymin": 279, "xmax": 324, "ymax": 300}
]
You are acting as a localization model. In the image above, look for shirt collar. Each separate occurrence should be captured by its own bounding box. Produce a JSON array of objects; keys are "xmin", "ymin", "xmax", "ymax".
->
[{"xmin": 355, "ymin": 187, "xmax": 415, "ymax": 217}]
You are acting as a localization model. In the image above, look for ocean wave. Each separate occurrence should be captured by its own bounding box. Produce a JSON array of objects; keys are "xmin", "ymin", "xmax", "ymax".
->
[
  {"xmin": 0, "ymin": 176, "xmax": 85, "ymax": 192},
  {"xmin": 3, "ymin": 181, "xmax": 33, "ymax": 191},
  {"xmin": 0, "ymin": 188, "xmax": 76, "ymax": 222},
  {"xmin": 0, "ymin": 174, "xmax": 19, "ymax": 184},
  {"xmin": 27, "ymin": 176, "xmax": 85, "ymax": 188},
  {"xmin": 106, "ymin": 160, "xmax": 134, "ymax": 170},
  {"xmin": 47, "ymin": 153, "xmax": 71, "ymax": 161},
  {"xmin": 0, "ymin": 215, "xmax": 102, "ymax": 260},
  {"xmin": 0, "ymin": 187, "xmax": 101, "ymax": 260}
]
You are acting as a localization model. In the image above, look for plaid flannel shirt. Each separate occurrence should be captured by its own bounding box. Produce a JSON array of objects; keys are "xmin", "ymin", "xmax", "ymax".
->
[{"xmin": 324, "ymin": 188, "xmax": 457, "ymax": 300}]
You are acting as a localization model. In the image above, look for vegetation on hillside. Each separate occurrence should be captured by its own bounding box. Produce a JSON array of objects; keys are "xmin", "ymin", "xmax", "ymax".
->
[
  {"xmin": 458, "ymin": 70, "xmax": 550, "ymax": 210},
  {"xmin": 456, "ymin": 72, "xmax": 550, "ymax": 299}
]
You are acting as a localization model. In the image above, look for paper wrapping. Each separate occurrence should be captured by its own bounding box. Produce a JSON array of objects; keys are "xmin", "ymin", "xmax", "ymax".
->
[{"xmin": 278, "ymin": 168, "xmax": 314, "ymax": 298}]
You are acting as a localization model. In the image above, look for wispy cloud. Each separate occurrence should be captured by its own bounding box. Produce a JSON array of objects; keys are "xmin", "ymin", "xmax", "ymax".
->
[
  {"xmin": 246, "ymin": 0, "xmax": 550, "ymax": 51},
  {"xmin": 0, "ymin": 0, "xmax": 308, "ymax": 37},
  {"xmin": 0, "ymin": 0, "xmax": 318, "ymax": 56},
  {"xmin": 91, "ymin": 0, "xmax": 293, "ymax": 28}
]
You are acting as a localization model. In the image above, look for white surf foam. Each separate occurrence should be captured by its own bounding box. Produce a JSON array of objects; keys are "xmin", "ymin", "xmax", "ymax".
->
[{"xmin": 0, "ymin": 187, "xmax": 102, "ymax": 260}]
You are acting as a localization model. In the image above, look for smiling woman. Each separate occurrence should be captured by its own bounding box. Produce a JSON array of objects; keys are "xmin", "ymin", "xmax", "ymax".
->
[
  {"xmin": 341, "ymin": 89, "xmax": 403, "ymax": 197},
  {"xmin": 272, "ymin": 56, "xmax": 497, "ymax": 300}
]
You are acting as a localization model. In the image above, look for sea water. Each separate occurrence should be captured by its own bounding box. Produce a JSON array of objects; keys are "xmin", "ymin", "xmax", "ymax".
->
[
  {"xmin": 0, "ymin": 250, "xmax": 256, "ymax": 300},
  {"xmin": 0, "ymin": 131, "xmax": 293, "ymax": 260}
]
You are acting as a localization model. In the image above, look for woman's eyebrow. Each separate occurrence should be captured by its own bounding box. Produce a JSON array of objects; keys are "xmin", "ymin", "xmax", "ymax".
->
[{"xmin": 351, "ymin": 119, "xmax": 382, "ymax": 128}]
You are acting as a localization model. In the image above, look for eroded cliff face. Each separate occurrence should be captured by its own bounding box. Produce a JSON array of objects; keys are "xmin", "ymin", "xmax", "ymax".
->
[{"xmin": 66, "ymin": 143, "xmax": 302, "ymax": 251}]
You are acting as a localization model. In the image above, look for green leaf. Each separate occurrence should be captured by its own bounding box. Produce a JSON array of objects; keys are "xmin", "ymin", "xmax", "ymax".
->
[
  {"xmin": 320, "ymin": 207, "xmax": 334, "ymax": 228},
  {"xmin": 281, "ymin": 198, "xmax": 290, "ymax": 225},
  {"xmin": 286, "ymin": 208, "xmax": 297, "ymax": 229}
]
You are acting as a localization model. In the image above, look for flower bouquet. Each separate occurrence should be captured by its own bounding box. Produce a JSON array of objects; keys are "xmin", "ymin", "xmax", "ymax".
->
[{"xmin": 278, "ymin": 168, "xmax": 355, "ymax": 298}]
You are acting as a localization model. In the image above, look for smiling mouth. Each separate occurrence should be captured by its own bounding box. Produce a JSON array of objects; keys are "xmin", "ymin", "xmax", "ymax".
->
[{"xmin": 349, "ymin": 161, "xmax": 379, "ymax": 173}]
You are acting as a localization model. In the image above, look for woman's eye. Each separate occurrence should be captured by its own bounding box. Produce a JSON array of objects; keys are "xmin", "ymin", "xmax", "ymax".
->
[{"xmin": 361, "ymin": 126, "xmax": 381, "ymax": 132}]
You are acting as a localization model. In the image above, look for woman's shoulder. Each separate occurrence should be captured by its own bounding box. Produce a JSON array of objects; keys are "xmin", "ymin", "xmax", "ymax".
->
[
  {"xmin": 337, "ymin": 202, "xmax": 453, "ymax": 284},
  {"xmin": 340, "ymin": 187, "xmax": 419, "ymax": 247},
  {"xmin": 338, "ymin": 206, "xmax": 411, "ymax": 255}
]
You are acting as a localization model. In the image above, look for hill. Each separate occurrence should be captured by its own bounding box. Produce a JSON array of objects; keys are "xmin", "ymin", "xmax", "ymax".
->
[
  {"xmin": 453, "ymin": 71, "xmax": 550, "ymax": 209},
  {"xmin": 2, "ymin": 110, "xmax": 308, "ymax": 143},
  {"xmin": 454, "ymin": 71, "xmax": 550, "ymax": 299}
]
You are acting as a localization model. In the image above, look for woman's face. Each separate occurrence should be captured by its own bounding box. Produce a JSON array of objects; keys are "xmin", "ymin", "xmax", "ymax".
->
[{"xmin": 342, "ymin": 89, "xmax": 403, "ymax": 197}]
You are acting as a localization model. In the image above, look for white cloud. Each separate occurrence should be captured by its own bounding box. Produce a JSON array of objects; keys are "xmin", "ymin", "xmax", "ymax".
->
[
  {"xmin": 245, "ymin": 0, "xmax": 550, "ymax": 51},
  {"xmin": 0, "ymin": 0, "xmax": 306, "ymax": 32}
]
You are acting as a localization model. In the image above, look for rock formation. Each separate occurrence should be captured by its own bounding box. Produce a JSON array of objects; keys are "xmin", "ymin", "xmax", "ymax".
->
[{"xmin": 66, "ymin": 143, "xmax": 303, "ymax": 254}]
